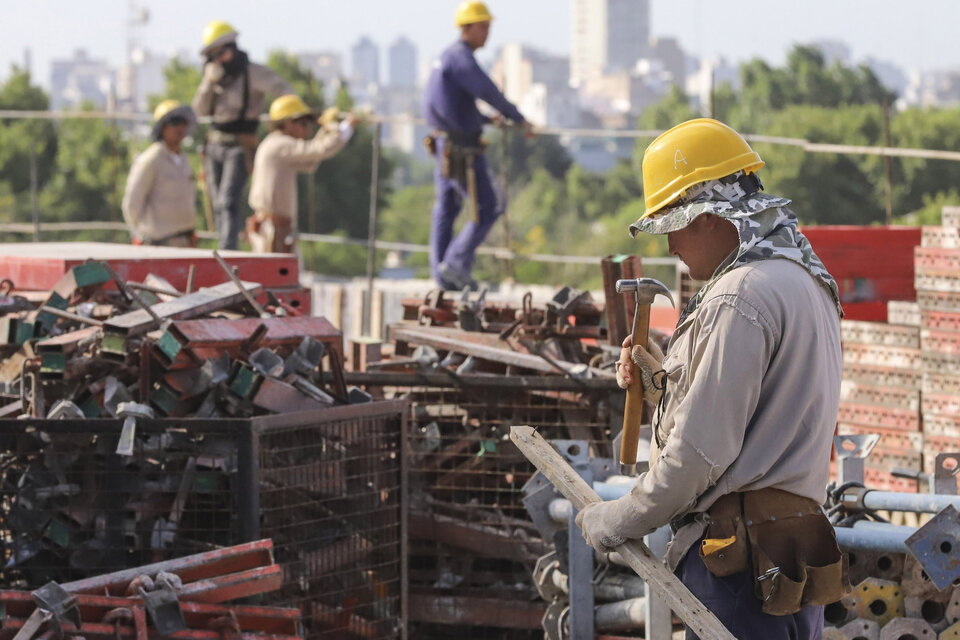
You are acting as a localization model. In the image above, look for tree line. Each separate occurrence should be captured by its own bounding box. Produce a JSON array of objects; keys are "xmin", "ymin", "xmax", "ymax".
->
[{"xmin": 1, "ymin": 45, "xmax": 959, "ymax": 287}]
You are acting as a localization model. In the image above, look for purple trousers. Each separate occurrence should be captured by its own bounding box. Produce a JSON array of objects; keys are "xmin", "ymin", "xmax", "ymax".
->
[
  {"xmin": 677, "ymin": 542, "xmax": 824, "ymax": 640},
  {"xmin": 429, "ymin": 138, "xmax": 503, "ymax": 285}
]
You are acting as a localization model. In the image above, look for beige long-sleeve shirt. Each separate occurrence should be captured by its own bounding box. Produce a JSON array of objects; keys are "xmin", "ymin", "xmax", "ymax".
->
[
  {"xmin": 248, "ymin": 127, "xmax": 350, "ymax": 220},
  {"xmin": 591, "ymin": 258, "xmax": 842, "ymax": 567},
  {"xmin": 191, "ymin": 61, "xmax": 293, "ymax": 125},
  {"xmin": 121, "ymin": 142, "xmax": 196, "ymax": 242}
]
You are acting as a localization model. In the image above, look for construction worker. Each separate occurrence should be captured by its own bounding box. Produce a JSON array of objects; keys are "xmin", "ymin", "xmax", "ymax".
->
[
  {"xmin": 121, "ymin": 100, "xmax": 197, "ymax": 247},
  {"xmin": 246, "ymin": 95, "xmax": 356, "ymax": 254},
  {"xmin": 422, "ymin": 1, "xmax": 533, "ymax": 290},
  {"xmin": 577, "ymin": 119, "xmax": 847, "ymax": 639},
  {"xmin": 192, "ymin": 20, "xmax": 294, "ymax": 250}
]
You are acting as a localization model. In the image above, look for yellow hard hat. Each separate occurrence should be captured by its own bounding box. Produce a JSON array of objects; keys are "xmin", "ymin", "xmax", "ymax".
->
[
  {"xmin": 200, "ymin": 20, "xmax": 238, "ymax": 56},
  {"xmin": 153, "ymin": 99, "xmax": 182, "ymax": 122},
  {"xmin": 151, "ymin": 100, "xmax": 195, "ymax": 140},
  {"xmin": 639, "ymin": 118, "xmax": 764, "ymax": 219},
  {"xmin": 455, "ymin": 1, "xmax": 493, "ymax": 27},
  {"xmin": 269, "ymin": 94, "xmax": 311, "ymax": 122}
]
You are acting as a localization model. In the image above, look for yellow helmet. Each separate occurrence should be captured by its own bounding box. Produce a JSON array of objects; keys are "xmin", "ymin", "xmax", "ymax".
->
[
  {"xmin": 269, "ymin": 95, "xmax": 311, "ymax": 122},
  {"xmin": 151, "ymin": 100, "xmax": 195, "ymax": 140},
  {"xmin": 153, "ymin": 99, "xmax": 182, "ymax": 122},
  {"xmin": 200, "ymin": 20, "xmax": 238, "ymax": 56},
  {"xmin": 640, "ymin": 118, "xmax": 764, "ymax": 219},
  {"xmin": 455, "ymin": 1, "xmax": 493, "ymax": 26}
]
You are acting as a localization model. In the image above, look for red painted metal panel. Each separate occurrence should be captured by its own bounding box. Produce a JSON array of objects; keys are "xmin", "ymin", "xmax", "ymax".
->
[
  {"xmin": 0, "ymin": 243, "xmax": 299, "ymax": 292},
  {"xmin": 800, "ymin": 227, "xmax": 920, "ymax": 307}
]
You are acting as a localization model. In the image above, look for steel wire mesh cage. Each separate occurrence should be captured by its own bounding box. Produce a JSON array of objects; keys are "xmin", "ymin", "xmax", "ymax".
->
[
  {"xmin": 252, "ymin": 401, "xmax": 407, "ymax": 640},
  {"xmin": 364, "ymin": 380, "xmax": 617, "ymax": 639},
  {"xmin": 0, "ymin": 418, "xmax": 248, "ymax": 588},
  {"xmin": 0, "ymin": 400, "xmax": 408, "ymax": 640}
]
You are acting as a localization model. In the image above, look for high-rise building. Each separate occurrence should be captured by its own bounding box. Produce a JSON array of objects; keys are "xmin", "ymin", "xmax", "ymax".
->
[
  {"xmin": 388, "ymin": 36, "xmax": 417, "ymax": 88},
  {"xmin": 50, "ymin": 50, "xmax": 116, "ymax": 110},
  {"xmin": 570, "ymin": 0, "xmax": 649, "ymax": 85},
  {"xmin": 351, "ymin": 36, "xmax": 380, "ymax": 87}
]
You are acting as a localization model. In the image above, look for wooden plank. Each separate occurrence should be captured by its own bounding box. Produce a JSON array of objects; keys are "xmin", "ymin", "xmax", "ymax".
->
[
  {"xmin": 103, "ymin": 280, "xmax": 263, "ymax": 337},
  {"xmin": 509, "ymin": 425, "xmax": 736, "ymax": 640}
]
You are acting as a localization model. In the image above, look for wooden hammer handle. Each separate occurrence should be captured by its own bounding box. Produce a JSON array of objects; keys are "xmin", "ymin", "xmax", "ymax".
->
[{"xmin": 619, "ymin": 303, "xmax": 651, "ymax": 474}]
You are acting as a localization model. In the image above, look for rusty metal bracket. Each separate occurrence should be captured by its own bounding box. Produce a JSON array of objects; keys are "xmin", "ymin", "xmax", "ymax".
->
[
  {"xmin": 906, "ymin": 504, "xmax": 960, "ymax": 590},
  {"xmin": 935, "ymin": 453, "xmax": 960, "ymax": 496},
  {"xmin": 834, "ymin": 434, "xmax": 880, "ymax": 485},
  {"xmin": 138, "ymin": 572, "xmax": 186, "ymax": 635},
  {"xmin": 31, "ymin": 581, "xmax": 82, "ymax": 633}
]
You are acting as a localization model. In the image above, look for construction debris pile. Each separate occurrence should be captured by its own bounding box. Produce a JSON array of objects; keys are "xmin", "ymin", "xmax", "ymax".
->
[
  {"xmin": 0, "ymin": 540, "xmax": 304, "ymax": 640},
  {"xmin": 0, "ymin": 258, "xmax": 351, "ymax": 422}
]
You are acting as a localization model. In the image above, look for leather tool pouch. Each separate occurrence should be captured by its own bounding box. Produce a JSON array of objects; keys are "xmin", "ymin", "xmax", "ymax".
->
[
  {"xmin": 700, "ymin": 489, "xmax": 849, "ymax": 616},
  {"xmin": 237, "ymin": 133, "xmax": 260, "ymax": 174},
  {"xmin": 424, "ymin": 134, "xmax": 437, "ymax": 157}
]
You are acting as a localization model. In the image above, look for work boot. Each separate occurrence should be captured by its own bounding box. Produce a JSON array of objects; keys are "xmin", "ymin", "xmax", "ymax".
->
[{"xmin": 437, "ymin": 262, "xmax": 478, "ymax": 292}]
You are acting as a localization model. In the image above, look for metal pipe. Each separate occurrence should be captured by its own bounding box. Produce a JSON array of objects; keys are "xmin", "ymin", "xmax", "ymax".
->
[
  {"xmin": 551, "ymin": 497, "xmax": 916, "ymax": 554},
  {"xmin": 834, "ymin": 524, "xmax": 911, "ymax": 554},
  {"xmin": 363, "ymin": 121, "xmax": 381, "ymax": 338},
  {"xmin": 592, "ymin": 480, "xmax": 960, "ymax": 515},
  {"xmin": 551, "ymin": 568, "xmax": 645, "ymax": 603},
  {"xmin": 862, "ymin": 490, "xmax": 960, "ymax": 514},
  {"xmin": 594, "ymin": 597, "xmax": 647, "ymax": 632},
  {"xmin": 39, "ymin": 306, "xmax": 104, "ymax": 327}
]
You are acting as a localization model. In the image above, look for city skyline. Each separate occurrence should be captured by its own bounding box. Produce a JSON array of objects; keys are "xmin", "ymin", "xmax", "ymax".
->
[{"xmin": 5, "ymin": 0, "xmax": 960, "ymax": 92}]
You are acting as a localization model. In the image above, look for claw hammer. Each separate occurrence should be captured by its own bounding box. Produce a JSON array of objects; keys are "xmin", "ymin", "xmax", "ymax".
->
[{"xmin": 615, "ymin": 277, "xmax": 674, "ymax": 476}]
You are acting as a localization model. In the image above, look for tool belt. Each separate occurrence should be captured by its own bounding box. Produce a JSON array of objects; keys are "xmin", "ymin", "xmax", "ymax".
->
[
  {"xmin": 245, "ymin": 211, "xmax": 295, "ymax": 254},
  {"xmin": 206, "ymin": 130, "xmax": 260, "ymax": 173},
  {"xmin": 140, "ymin": 228, "xmax": 196, "ymax": 247},
  {"xmin": 694, "ymin": 488, "xmax": 848, "ymax": 616},
  {"xmin": 424, "ymin": 131, "xmax": 485, "ymax": 181}
]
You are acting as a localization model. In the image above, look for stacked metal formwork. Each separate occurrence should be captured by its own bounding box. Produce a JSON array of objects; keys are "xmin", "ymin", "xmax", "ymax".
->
[
  {"xmin": 916, "ymin": 208, "xmax": 960, "ymax": 481},
  {"xmin": 836, "ymin": 320, "xmax": 924, "ymax": 492}
]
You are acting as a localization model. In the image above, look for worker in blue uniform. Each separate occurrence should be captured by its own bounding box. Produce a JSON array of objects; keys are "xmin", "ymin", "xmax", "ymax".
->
[{"xmin": 422, "ymin": 1, "xmax": 533, "ymax": 290}]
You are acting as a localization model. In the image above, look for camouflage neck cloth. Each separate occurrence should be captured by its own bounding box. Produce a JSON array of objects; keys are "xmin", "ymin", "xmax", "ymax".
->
[{"xmin": 629, "ymin": 173, "xmax": 843, "ymax": 325}]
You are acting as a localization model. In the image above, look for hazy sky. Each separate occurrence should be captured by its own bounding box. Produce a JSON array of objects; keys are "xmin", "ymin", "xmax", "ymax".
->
[{"xmin": 2, "ymin": 1, "xmax": 958, "ymax": 89}]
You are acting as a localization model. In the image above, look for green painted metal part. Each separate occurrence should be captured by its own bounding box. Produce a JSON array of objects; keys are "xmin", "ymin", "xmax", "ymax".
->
[
  {"xmin": 228, "ymin": 364, "xmax": 260, "ymax": 399},
  {"xmin": 35, "ymin": 291, "xmax": 69, "ymax": 334},
  {"xmin": 156, "ymin": 329, "xmax": 183, "ymax": 362},
  {"xmin": 151, "ymin": 383, "xmax": 182, "ymax": 417},
  {"xmin": 40, "ymin": 352, "xmax": 66, "ymax": 377},
  {"xmin": 101, "ymin": 331, "xmax": 128, "ymax": 357},
  {"xmin": 72, "ymin": 262, "xmax": 111, "ymax": 289}
]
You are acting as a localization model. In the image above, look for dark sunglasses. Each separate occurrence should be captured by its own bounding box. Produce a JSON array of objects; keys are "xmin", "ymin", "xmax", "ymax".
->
[{"xmin": 167, "ymin": 116, "xmax": 188, "ymax": 127}]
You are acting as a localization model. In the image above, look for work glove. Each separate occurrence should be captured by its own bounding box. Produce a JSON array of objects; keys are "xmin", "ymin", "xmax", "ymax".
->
[
  {"xmin": 575, "ymin": 501, "xmax": 627, "ymax": 552},
  {"xmin": 204, "ymin": 61, "xmax": 225, "ymax": 84},
  {"xmin": 615, "ymin": 335, "xmax": 666, "ymax": 406}
]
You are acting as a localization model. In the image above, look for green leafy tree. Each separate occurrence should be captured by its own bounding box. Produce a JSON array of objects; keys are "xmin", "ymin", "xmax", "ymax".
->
[
  {"xmin": 0, "ymin": 66, "xmax": 57, "ymax": 220},
  {"xmin": 148, "ymin": 58, "xmax": 202, "ymax": 111},
  {"xmin": 266, "ymin": 50, "xmax": 324, "ymax": 109},
  {"xmin": 40, "ymin": 102, "xmax": 130, "ymax": 222}
]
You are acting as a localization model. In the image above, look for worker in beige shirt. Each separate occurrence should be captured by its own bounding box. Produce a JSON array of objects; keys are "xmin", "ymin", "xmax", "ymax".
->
[
  {"xmin": 247, "ymin": 94, "xmax": 355, "ymax": 253},
  {"xmin": 192, "ymin": 20, "xmax": 294, "ymax": 250},
  {"xmin": 576, "ymin": 119, "xmax": 847, "ymax": 639},
  {"xmin": 121, "ymin": 100, "xmax": 197, "ymax": 247}
]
